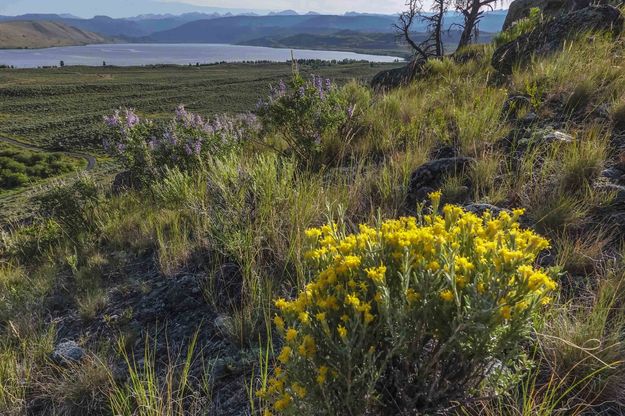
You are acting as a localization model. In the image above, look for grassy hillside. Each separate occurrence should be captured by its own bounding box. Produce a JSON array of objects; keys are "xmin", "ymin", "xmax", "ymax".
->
[
  {"xmin": 0, "ymin": 21, "xmax": 106, "ymax": 49},
  {"xmin": 2, "ymin": 7, "xmax": 625, "ymax": 416},
  {"xmin": 0, "ymin": 61, "xmax": 399, "ymax": 152}
]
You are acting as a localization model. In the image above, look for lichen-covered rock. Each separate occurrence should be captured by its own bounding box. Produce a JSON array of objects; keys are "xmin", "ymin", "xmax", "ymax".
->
[
  {"xmin": 51, "ymin": 340, "xmax": 86, "ymax": 365},
  {"xmin": 502, "ymin": 0, "xmax": 603, "ymax": 31},
  {"xmin": 493, "ymin": 5, "xmax": 624, "ymax": 75},
  {"xmin": 406, "ymin": 157, "xmax": 475, "ymax": 208}
]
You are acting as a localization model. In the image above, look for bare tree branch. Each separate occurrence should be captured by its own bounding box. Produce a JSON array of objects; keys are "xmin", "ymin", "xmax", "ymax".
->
[
  {"xmin": 455, "ymin": 0, "xmax": 508, "ymax": 49},
  {"xmin": 394, "ymin": 0, "xmax": 450, "ymax": 61}
]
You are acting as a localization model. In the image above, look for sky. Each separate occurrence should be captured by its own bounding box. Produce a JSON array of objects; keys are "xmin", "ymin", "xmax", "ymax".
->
[{"xmin": 0, "ymin": 0, "xmax": 414, "ymax": 17}]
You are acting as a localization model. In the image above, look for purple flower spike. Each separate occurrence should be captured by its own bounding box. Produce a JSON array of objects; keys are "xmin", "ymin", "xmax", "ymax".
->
[
  {"xmin": 315, "ymin": 76, "xmax": 323, "ymax": 91},
  {"xmin": 176, "ymin": 105, "xmax": 188, "ymax": 120},
  {"xmin": 103, "ymin": 110, "xmax": 121, "ymax": 128},
  {"xmin": 124, "ymin": 109, "xmax": 140, "ymax": 128},
  {"xmin": 164, "ymin": 130, "xmax": 177, "ymax": 146},
  {"xmin": 184, "ymin": 143, "xmax": 193, "ymax": 156},
  {"xmin": 347, "ymin": 104, "xmax": 355, "ymax": 118}
]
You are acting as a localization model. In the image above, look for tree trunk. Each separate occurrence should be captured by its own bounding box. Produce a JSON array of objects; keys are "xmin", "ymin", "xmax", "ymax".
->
[{"xmin": 457, "ymin": 4, "xmax": 481, "ymax": 49}]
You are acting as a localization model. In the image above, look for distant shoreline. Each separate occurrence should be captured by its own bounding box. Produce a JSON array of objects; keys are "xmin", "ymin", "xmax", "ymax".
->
[
  {"xmin": 0, "ymin": 43, "xmax": 404, "ymax": 68},
  {"xmin": 0, "ymin": 40, "xmax": 405, "ymax": 57}
]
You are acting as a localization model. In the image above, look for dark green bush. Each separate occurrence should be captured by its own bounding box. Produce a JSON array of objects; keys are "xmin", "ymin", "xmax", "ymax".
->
[{"xmin": 35, "ymin": 175, "xmax": 101, "ymax": 239}]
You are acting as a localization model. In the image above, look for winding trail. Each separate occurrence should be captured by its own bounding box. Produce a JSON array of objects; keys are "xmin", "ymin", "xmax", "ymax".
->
[{"xmin": 0, "ymin": 135, "xmax": 96, "ymax": 170}]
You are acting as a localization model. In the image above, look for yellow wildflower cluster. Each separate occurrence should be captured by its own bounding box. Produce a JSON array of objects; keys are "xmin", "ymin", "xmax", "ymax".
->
[{"xmin": 259, "ymin": 195, "xmax": 557, "ymax": 414}]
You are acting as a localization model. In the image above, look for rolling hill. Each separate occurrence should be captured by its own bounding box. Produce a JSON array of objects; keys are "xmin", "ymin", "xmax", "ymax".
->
[{"xmin": 0, "ymin": 20, "xmax": 107, "ymax": 49}]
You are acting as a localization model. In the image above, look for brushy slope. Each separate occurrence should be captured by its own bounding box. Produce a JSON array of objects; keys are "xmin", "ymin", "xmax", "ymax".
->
[
  {"xmin": 0, "ymin": 21, "xmax": 106, "ymax": 49},
  {"xmin": 0, "ymin": 62, "xmax": 398, "ymax": 152},
  {"xmin": 1, "ymin": 13, "xmax": 625, "ymax": 416}
]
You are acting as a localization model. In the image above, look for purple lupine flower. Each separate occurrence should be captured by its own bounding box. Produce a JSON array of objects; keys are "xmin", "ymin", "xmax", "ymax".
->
[
  {"xmin": 325, "ymin": 79, "xmax": 331, "ymax": 90},
  {"xmin": 194, "ymin": 140, "xmax": 202, "ymax": 155},
  {"xmin": 315, "ymin": 76, "xmax": 323, "ymax": 91},
  {"xmin": 298, "ymin": 86, "xmax": 305, "ymax": 98},
  {"xmin": 103, "ymin": 110, "xmax": 121, "ymax": 128},
  {"xmin": 347, "ymin": 104, "xmax": 355, "ymax": 119},
  {"xmin": 164, "ymin": 130, "xmax": 177, "ymax": 146},
  {"xmin": 191, "ymin": 114, "xmax": 203, "ymax": 128},
  {"xmin": 184, "ymin": 143, "xmax": 193, "ymax": 156},
  {"xmin": 278, "ymin": 79, "xmax": 287, "ymax": 96},
  {"xmin": 125, "ymin": 109, "xmax": 140, "ymax": 128},
  {"xmin": 116, "ymin": 143, "xmax": 126, "ymax": 153},
  {"xmin": 176, "ymin": 105, "xmax": 188, "ymax": 120},
  {"xmin": 269, "ymin": 84, "xmax": 278, "ymax": 99}
]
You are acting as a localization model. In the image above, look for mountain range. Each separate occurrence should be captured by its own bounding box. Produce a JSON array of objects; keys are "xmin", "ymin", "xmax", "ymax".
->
[{"xmin": 0, "ymin": 10, "xmax": 507, "ymax": 52}]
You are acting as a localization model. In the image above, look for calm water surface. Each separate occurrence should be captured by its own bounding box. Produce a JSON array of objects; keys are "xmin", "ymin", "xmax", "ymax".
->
[{"xmin": 0, "ymin": 43, "xmax": 402, "ymax": 68}]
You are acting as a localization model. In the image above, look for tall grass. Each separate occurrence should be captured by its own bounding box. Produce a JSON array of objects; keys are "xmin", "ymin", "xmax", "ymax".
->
[{"xmin": 109, "ymin": 332, "xmax": 214, "ymax": 416}]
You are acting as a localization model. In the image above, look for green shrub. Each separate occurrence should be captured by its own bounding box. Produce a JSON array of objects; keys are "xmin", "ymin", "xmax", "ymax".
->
[
  {"xmin": 103, "ymin": 107, "xmax": 258, "ymax": 184},
  {"xmin": 35, "ymin": 175, "xmax": 101, "ymax": 239},
  {"xmin": 0, "ymin": 144, "xmax": 82, "ymax": 191},
  {"xmin": 0, "ymin": 219, "xmax": 62, "ymax": 263},
  {"xmin": 259, "ymin": 195, "xmax": 557, "ymax": 414},
  {"xmin": 256, "ymin": 71, "xmax": 355, "ymax": 168}
]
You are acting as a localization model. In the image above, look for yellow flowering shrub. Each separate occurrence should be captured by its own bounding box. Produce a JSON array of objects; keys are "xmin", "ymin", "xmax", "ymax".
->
[{"xmin": 259, "ymin": 193, "xmax": 557, "ymax": 414}]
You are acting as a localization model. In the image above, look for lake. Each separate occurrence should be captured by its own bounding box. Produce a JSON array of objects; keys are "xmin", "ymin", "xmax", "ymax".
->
[{"xmin": 0, "ymin": 43, "xmax": 402, "ymax": 68}]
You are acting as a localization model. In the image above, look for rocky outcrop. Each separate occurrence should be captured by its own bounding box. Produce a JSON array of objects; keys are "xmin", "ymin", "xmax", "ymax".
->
[
  {"xmin": 371, "ymin": 59, "xmax": 425, "ymax": 91},
  {"xmin": 502, "ymin": 0, "xmax": 607, "ymax": 30},
  {"xmin": 493, "ymin": 5, "xmax": 624, "ymax": 74},
  {"xmin": 406, "ymin": 157, "xmax": 475, "ymax": 208}
]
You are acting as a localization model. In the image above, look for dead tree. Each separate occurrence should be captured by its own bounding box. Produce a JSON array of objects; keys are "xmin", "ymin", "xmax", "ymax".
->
[
  {"xmin": 394, "ymin": 0, "xmax": 450, "ymax": 60},
  {"xmin": 454, "ymin": 0, "xmax": 506, "ymax": 49},
  {"xmin": 428, "ymin": 0, "xmax": 451, "ymax": 57}
]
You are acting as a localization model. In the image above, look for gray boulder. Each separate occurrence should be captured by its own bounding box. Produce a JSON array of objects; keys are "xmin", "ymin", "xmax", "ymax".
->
[
  {"xmin": 464, "ymin": 203, "xmax": 510, "ymax": 217},
  {"xmin": 493, "ymin": 5, "xmax": 624, "ymax": 75},
  {"xmin": 406, "ymin": 157, "xmax": 475, "ymax": 207},
  {"xmin": 51, "ymin": 340, "xmax": 86, "ymax": 366}
]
